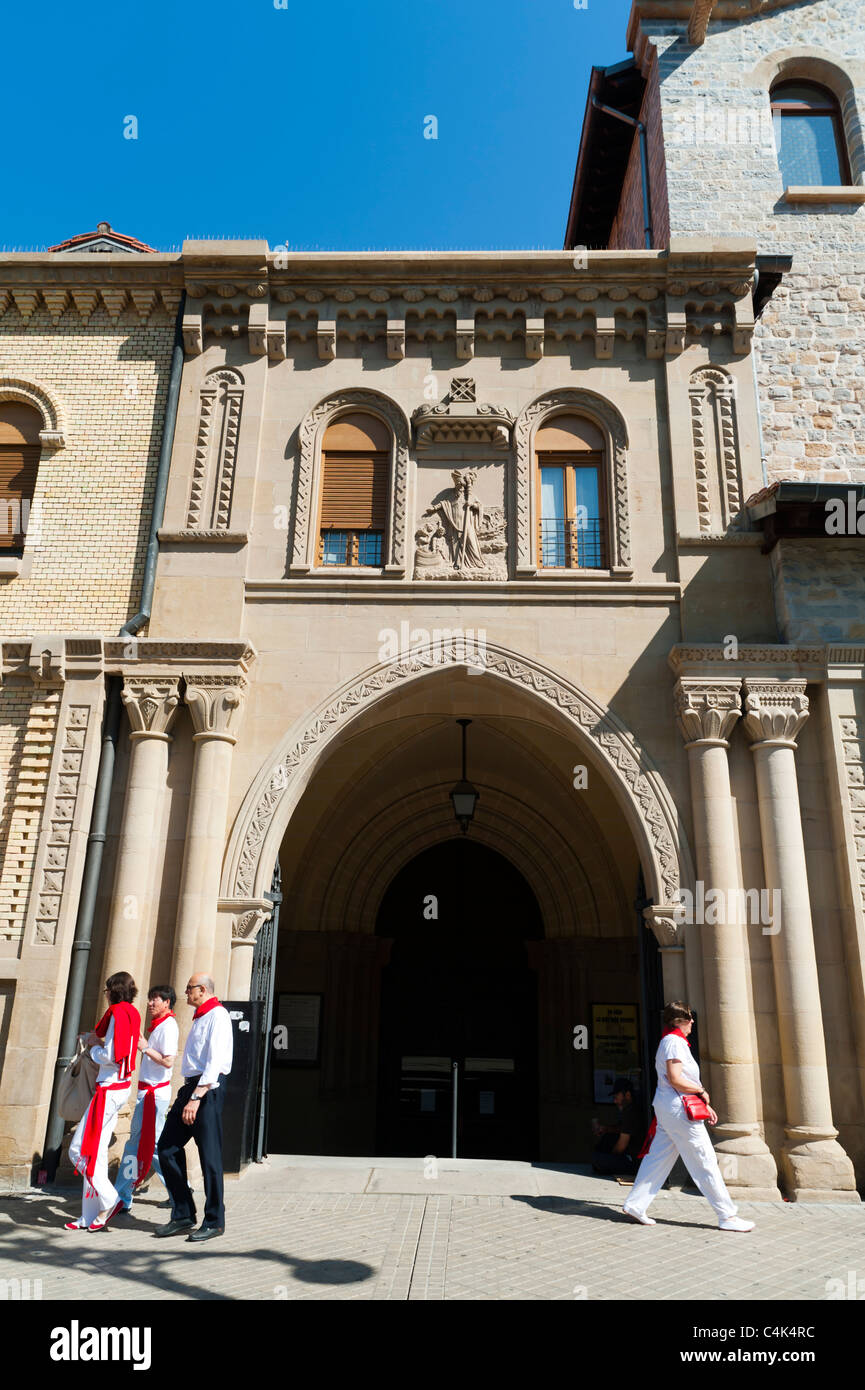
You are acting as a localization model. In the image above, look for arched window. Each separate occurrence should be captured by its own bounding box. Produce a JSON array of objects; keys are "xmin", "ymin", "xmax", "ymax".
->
[
  {"xmin": 0, "ymin": 403, "xmax": 42, "ymax": 550},
  {"xmin": 318, "ymin": 412, "xmax": 390, "ymax": 566},
  {"xmin": 535, "ymin": 415, "xmax": 607, "ymax": 569},
  {"xmin": 771, "ymin": 80, "xmax": 850, "ymax": 186}
]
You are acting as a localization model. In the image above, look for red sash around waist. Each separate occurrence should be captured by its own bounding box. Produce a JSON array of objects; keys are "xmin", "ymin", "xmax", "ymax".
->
[
  {"xmin": 76, "ymin": 1081, "xmax": 130, "ymax": 1184},
  {"xmin": 134, "ymin": 1080, "xmax": 170, "ymax": 1188}
]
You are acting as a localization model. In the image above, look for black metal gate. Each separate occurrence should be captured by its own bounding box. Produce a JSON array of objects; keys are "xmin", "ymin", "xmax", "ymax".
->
[
  {"xmin": 637, "ymin": 869, "xmax": 665, "ymax": 1128},
  {"xmin": 250, "ymin": 861, "xmax": 283, "ymax": 1162}
]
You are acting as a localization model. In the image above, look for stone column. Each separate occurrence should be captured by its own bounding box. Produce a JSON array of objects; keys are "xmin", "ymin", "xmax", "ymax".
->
[
  {"xmin": 101, "ymin": 678, "xmax": 181, "ymax": 992},
  {"xmin": 171, "ymin": 675, "xmax": 246, "ymax": 1002},
  {"xmin": 643, "ymin": 910, "xmax": 688, "ymax": 1004},
  {"xmin": 227, "ymin": 905, "xmax": 270, "ymax": 1000},
  {"xmin": 674, "ymin": 679, "xmax": 779, "ymax": 1197},
  {"xmin": 743, "ymin": 677, "xmax": 858, "ymax": 1200}
]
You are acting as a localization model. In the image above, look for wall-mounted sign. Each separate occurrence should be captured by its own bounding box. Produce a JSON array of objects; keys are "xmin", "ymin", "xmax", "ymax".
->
[
  {"xmin": 273, "ymin": 992, "xmax": 322, "ymax": 1066},
  {"xmin": 591, "ymin": 1002, "xmax": 641, "ymax": 1103}
]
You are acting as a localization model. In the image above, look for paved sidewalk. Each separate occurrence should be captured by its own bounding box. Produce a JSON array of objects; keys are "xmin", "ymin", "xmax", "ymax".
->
[{"xmin": 0, "ymin": 1157, "xmax": 861, "ymax": 1301}]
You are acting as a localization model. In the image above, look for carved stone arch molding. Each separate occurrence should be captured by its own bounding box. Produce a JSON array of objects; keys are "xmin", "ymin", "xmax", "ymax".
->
[
  {"xmin": 187, "ymin": 367, "xmax": 244, "ymax": 530},
  {"xmin": 289, "ymin": 388, "xmax": 411, "ymax": 575},
  {"xmin": 0, "ymin": 377, "xmax": 66, "ymax": 447},
  {"xmin": 512, "ymin": 389, "xmax": 631, "ymax": 576},
  {"xmin": 689, "ymin": 366, "xmax": 742, "ymax": 533},
  {"xmin": 222, "ymin": 642, "xmax": 692, "ymax": 945}
]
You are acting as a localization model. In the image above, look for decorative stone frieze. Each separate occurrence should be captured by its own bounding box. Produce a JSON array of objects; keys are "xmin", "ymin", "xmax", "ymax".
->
[
  {"xmin": 32, "ymin": 703, "xmax": 89, "ymax": 945},
  {"xmin": 412, "ymin": 379, "xmax": 513, "ymax": 450},
  {"xmin": 689, "ymin": 367, "xmax": 743, "ymax": 533},
  {"xmin": 227, "ymin": 642, "xmax": 685, "ymax": 912},
  {"xmin": 187, "ymin": 368, "xmax": 244, "ymax": 532}
]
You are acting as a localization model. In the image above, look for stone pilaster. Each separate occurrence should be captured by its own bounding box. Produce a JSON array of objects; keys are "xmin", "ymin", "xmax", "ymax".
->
[
  {"xmin": 674, "ymin": 677, "xmax": 780, "ymax": 1198},
  {"xmin": 643, "ymin": 909, "xmax": 688, "ymax": 1003},
  {"xmin": 743, "ymin": 678, "xmax": 858, "ymax": 1201},
  {"xmin": 227, "ymin": 904, "xmax": 271, "ymax": 1001},
  {"xmin": 101, "ymin": 678, "xmax": 181, "ymax": 992},
  {"xmin": 171, "ymin": 674, "xmax": 247, "ymax": 1008}
]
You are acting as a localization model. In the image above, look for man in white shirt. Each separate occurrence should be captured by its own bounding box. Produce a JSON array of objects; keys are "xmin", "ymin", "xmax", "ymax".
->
[
  {"xmin": 114, "ymin": 985, "xmax": 179, "ymax": 1213},
  {"xmin": 155, "ymin": 972, "xmax": 233, "ymax": 1242}
]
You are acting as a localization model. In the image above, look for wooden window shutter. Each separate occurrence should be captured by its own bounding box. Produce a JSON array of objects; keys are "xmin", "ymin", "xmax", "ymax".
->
[
  {"xmin": 320, "ymin": 452, "xmax": 388, "ymax": 530},
  {"xmin": 0, "ymin": 403, "xmax": 42, "ymax": 548}
]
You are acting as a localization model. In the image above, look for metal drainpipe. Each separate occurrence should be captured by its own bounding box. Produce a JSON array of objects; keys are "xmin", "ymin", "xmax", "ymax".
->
[
  {"xmin": 40, "ymin": 293, "xmax": 186, "ymax": 1182},
  {"xmin": 591, "ymin": 95, "xmax": 653, "ymax": 250},
  {"xmin": 751, "ymin": 267, "xmax": 769, "ymax": 487}
]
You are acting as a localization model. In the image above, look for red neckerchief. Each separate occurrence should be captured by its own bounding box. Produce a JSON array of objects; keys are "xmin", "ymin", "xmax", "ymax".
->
[
  {"xmin": 193, "ymin": 996, "xmax": 221, "ymax": 1020},
  {"xmin": 636, "ymin": 1026, "xmax": 693, "ymax": 1160},
  {"xmin": 147, "ymin": 1009, "xmax": 176, "ymax": 1034},
  {"xmin": 93, "ymin": 1002, "xmax": 141, "ymax": 1082}
]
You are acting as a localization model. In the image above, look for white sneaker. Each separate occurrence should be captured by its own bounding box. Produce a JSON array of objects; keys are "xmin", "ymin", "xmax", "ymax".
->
[
  {"xmin": 622, "ymin": 1204, "xmax": 656, "ymax": 1226},
  {"xmin": 719, "ymin": 1216, "xmax": 755, "ymax": 1232}
]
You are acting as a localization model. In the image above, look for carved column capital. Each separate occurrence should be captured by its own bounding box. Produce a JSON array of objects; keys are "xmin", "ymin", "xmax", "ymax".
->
[
  {"xmin": 674, "ymin": 677, "xmax": 741, "ymax": 747},
  {"xmin": 231, "ymin": 906, "xmax": 270, "ymax": 942},
  {"xmin": 121, "ymin": 676, "xmax": 182, "ymax": 740},
  {"xmin": 184, "ymin": 674, "xmax": 248, "ymax": 743},
  {"xmin": 742, "ymin": 678, "xmax": 809, "ymax": 749},
  {"xmin": 644, "ymin": 906, "xmax": 684, "ymax": 949}
]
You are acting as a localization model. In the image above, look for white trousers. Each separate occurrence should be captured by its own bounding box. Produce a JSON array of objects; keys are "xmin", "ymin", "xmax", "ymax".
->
[
  {"xmin": 68, "ymin": 1086, "xmax": 130, "ymax": 1227},
  {"xmin": 626, "ymin": 1101, "xmax": 738, "ymax": 1222}
]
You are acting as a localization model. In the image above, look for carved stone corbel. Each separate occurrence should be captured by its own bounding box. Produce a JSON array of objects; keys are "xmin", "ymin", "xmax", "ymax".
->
[
  {"xmin": 386, "ymin": 319, "xmax": 406, "ymax": 360},
  {"xmin": 183, "ymin": 311, "xmax": 203, "ymax": 356},
  {"xmin": 456, "ymin": 315, "xmax": 474, "ymax": 359},
  {"xmin": 733, "ymin": 293, "xmax": 755, "ymax": 355},
  {"xmin": 29, "ymin": 636, "xmax": 65, "ymax": 687},
  {"xmin": 594, "ymin": 313, "xmax": 615, "ymax": 359},
  {"xmin": 267, "ymin": 322, "xmax": 286, "ymax": 360},
  {"xmin": 665, "ymin": 303, "xmax": 687, "ymax": 355},
  {"xmin": 317, "ymin": 317, "xmax": 336, "ymax": 360},
  {"xmin": 248, "ymin": 302, "xmax": 268, "ymax": 356},
  {"xmin": 524, "ymin": 316, "xmax": 544, "ymax": 359}
]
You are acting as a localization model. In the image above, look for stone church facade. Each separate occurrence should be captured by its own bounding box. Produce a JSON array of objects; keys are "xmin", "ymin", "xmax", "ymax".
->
[{"xmin": 0, "ymin": 0, "xmax": 863, "ymax": 1202}]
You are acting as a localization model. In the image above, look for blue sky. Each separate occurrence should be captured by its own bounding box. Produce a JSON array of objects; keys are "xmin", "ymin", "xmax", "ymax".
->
[{"xmin": 3, "ymin": 0, "xmax": 632, "ymax": 252}]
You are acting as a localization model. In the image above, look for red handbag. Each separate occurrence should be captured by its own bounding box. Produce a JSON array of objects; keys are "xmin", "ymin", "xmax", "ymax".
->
[{"xmin": 682, "ymin": 1093, "xmax": 712, "ymax": 1121}]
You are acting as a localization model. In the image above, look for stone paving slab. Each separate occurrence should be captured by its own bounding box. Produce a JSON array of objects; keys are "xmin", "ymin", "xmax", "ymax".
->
[{"xmin": 0, "ymin": 1159, "xmax": 862, "ymax": 1302}]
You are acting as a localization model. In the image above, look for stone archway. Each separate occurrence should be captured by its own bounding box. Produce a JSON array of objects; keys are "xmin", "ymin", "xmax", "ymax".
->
[{"xmin": 222, "ymin": 641, "xmax": 694, "ymax": 951}]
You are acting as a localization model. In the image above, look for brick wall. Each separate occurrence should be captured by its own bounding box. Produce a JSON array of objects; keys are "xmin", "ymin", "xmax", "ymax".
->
[
  {"xmin": 0, "ymin": 300, "xmax": 175, "ymax": 631},
  {"xmin": 635, "ymin": 0, "xmax": 865, "ymax": 482},
  {"xmin": 610, "ymin": 46, "xmax": 671, "ymax": 251}
]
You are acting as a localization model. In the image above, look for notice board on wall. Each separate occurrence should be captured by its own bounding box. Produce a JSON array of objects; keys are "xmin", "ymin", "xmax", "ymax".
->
[{"xmin": 591, "ymin": 1002, "xmax": 641, "ymax": 1103}]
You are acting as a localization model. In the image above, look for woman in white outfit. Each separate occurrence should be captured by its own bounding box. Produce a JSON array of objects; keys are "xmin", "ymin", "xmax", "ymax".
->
[
  {"xmin": 65, "ymin": 972, "xmax": 141, "ymax": 1231},
  {"xmin": 622, "ymin": 1002, "xmax": 755, "ymax": 1232}
]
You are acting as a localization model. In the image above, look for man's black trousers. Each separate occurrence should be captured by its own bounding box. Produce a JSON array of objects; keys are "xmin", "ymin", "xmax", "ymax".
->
[{"xmin": 157, "ymin": 1077, "xmax": 226, "ymax": 1227}]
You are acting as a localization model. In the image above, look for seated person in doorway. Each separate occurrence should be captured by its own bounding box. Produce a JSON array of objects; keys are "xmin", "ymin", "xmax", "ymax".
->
[{"xmin": 591, "ymin": 1077, "xmax": 645, "ymax": 1176}]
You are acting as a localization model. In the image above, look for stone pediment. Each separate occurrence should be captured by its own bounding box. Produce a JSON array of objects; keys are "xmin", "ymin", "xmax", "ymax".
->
[{"xmin": 412, "ymin": 379, "xmax": 513, "ymax": 450}]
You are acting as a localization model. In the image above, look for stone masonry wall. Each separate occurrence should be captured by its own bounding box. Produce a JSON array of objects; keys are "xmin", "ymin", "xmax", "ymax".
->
[
  {"xmin": 0, "ymin": 301, "xmax": 175, "ymax": 631},
  {"xmin": 636, "ymin": 0, "xmax": 865, "ymax": 482}
]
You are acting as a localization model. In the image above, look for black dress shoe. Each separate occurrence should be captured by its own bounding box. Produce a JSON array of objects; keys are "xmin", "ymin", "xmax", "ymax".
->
[
  {"xmin": 187, "ymin": 1224, "xmax": 225, "ymax": 1242},
  {"xmin": 154, "ymin": 1218, "xmax": 196, "ymax": 1238}
]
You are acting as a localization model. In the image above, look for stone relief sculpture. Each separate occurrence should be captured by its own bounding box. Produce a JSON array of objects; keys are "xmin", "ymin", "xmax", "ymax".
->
[{"xmin": 413, "ymin": 468, "xmax": 507, "ymax": 580}]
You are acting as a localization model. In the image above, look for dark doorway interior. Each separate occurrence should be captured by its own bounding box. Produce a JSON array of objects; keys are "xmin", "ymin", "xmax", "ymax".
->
[{"xmin": 376, "ymin": 838, "xmax": 542, "ymax": 1160}]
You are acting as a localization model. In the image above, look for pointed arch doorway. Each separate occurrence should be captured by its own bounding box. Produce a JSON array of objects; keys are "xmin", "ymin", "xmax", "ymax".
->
[{"xmin": 375, "ymin": 838, "xmax": 542, "ymax": 1160}]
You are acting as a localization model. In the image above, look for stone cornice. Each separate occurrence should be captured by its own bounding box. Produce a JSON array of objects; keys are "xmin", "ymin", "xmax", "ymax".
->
[
  {"xmin": 628, "ymin": 0, "xmax": 804, "ymax": 49},
  {"xmin": 0, "ymin": 255, "xmax": 183, "ymax": 324},
  {"xmin": 104, "ymin": 639, "xmax": 255, "ymax": 674},
  {"xmin": 668, "ymin": 643, "xmax": 829, "ymax": 682},
  {"xmin": 176, "ymin": 242, "xmax": 758, "ymax": 362}
]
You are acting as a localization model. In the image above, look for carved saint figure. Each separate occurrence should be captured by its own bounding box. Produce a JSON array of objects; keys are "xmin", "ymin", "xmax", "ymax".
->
[{"xmin": 423, "ymin": 469, "xmax": 486, "ymax": 571}]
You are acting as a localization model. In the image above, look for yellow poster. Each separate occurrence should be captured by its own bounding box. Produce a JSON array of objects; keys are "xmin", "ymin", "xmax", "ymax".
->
[{"xmin": 591, "ymin": 1003, "xmax": 640, "ymax": 1103}]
